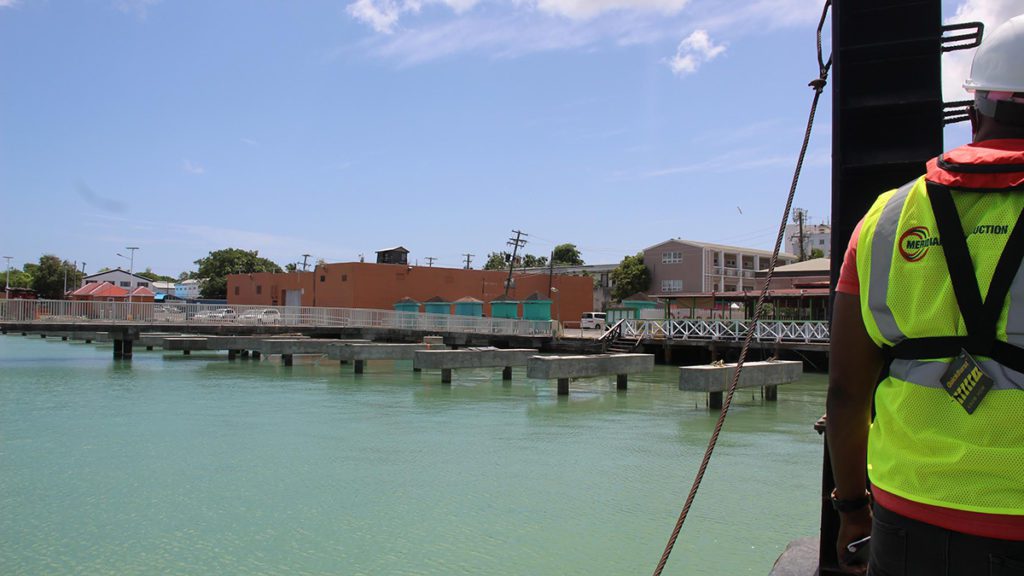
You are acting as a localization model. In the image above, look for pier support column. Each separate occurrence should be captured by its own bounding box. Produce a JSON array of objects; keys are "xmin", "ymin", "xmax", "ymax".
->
[
  {"xmin": 709, "ymin": 391, "xmax": 723, "ymax": 410},
  {"xmin": 441, "ymin": 368, "xmax": 452, "ymax": 384},
  {"xmin": 252, "ymin": 351, "xmax": 261, "ymax": 360},
  {"xmin": 355, "ymin": 360, "xmax": 364, "ymax": 374},
  {"xmin": 183, "ymin": 349, "xmax": 191, "ymax": 356},
  {"xmin": 122, "ymin": 339, "xmax": 133, "ymax": 359},
  {"xmin": 282, "ymin": 354, "xmax": 293, "ymax": 367},
  {"xmin": 40, "ymin": 333, "xmax": 46, "ymax": 338},
  {"xmin": 413, "ymin": 367, "xmax": 422, "ymax": 372},
  {"xmin": 557, "ymin": 378, "xmax": 570, "ymax": 396},
  {"xmin": 113, "ymin": 339, "xmax": 124, "ymax": 359},
  {"xmin": 146, "ymin": 346, "xmax": 153, "ymax": 351},
  {"xmin": 62, "ymin": 336, "xmax": 68, "ymax": 341},
  {"xmin": 502, "ymin": 366, "xmax": 512, "ymax": 381},
  {"xmin": 241, "ymin": 350, "xmax": 250, "ymax": 359},
  {"xmin": 228, "ymin": 349, "xmax": 238, "ymax": 361},
  {"xmin": 764, "ymin": 385, "xmax": 778, "ymax": 401},
  {"xmin": 617, "ymin": 374, "xmax": 628, "ymax": 391},
  {"xmin": 84, "ymin": 339, "xmax": 92, "ymax": 344}
]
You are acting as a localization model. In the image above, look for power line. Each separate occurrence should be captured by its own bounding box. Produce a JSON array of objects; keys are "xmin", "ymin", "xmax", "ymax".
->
[{"xmin": 462, "ymin": 253, "xmax": 474, "ymax": 269}]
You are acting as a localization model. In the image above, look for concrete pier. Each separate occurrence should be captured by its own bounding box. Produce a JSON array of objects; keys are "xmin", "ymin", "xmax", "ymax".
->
[
  {"xmin": 679, "ymin": 360, "xmax": 803, "ymax": 409},
  {"xmin": 161, "ymin": 337, "xmax": 212, "ymax": 353},
  {"xmin": 413, "ymin": 348, "xmax": 537, "ymax": 383},
  {"xmin": 527, "ymin": 354, "xmax": 654, "ymax": 395},
  {"xmin": 328, "ymin": 343, "xmax": 429, "ymax": 374}
]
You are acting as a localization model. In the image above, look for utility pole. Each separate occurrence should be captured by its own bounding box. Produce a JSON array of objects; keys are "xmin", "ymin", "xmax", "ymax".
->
[
  {"xmin": 548, "ymin": 249, "xmax": 555, "ymax": 296},
  {"xmin": 4, "ymin": 255, "xmax": 12, "ymax": 299},
  {"xmin": 117, "ymin": 247, "xmax": 139, "ymax": 305},
  {"xmin": 425, "ymin": 257, "xmax": 437, "ymax": 267},
  {"xmin": 505, "ymin": 229, "xmax": 527, "ymax": 296},
  {"xmin": 301, "ymin": 254, "xmax": 311, "ymax": 272},
  {"xmin": 462, "ymin": 253, "xmax": 474, "ymax": 270},
  {"xmin": 793, "ymin": 209, "xmax": 808, "ymax": 261}
]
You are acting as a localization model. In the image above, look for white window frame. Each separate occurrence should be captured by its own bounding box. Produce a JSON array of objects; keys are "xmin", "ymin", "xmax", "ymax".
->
[
  {"xmin": 661, "ymin": 279, "xmax": 683, "ymax": 293},
  {"xmin": 662, "ymin": 251, "xmax": 683, "ymax": 264}
]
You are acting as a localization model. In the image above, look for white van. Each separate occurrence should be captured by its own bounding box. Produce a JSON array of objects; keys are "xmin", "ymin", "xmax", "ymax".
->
[{"xmin": 580, "ymin": 312, "xmax": 606, "ymax": 330}]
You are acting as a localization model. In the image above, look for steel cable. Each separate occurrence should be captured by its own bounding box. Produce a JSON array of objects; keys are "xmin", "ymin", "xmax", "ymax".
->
[{"xmin": 651, "ymin": 2, "xmax": 832, "ymax": 574}]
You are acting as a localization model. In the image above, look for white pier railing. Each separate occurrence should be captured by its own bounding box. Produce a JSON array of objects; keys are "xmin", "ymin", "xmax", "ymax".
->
[
  {"xmin": 0, "ymin": 299, "xmax": 554, "ymax": 338},
  {"xmin": 621, "ymin": 318, "xmax": 829, "ymax": 344}
]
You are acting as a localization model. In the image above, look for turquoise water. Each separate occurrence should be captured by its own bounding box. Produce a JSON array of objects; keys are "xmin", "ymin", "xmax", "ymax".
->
[{"xmin": 0, "ymin": 336, "xmax": 827, "ymax": 575}]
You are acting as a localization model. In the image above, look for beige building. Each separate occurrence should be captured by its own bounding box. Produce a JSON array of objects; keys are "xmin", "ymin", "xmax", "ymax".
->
[{"xmin": 643, "ymin": 239, "xmax": 797, "ymax": 294}]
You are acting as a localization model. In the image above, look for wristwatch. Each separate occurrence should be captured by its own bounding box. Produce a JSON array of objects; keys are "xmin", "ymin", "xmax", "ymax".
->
[{"xmin": 830, "ymin": 488, "xmax": 871, "ymax": 513}]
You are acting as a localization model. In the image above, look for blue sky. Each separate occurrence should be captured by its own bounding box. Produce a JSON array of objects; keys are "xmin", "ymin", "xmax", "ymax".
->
[{"xmin": 1, "ymin": 0, "xmax": 1019, "ymax": 277}]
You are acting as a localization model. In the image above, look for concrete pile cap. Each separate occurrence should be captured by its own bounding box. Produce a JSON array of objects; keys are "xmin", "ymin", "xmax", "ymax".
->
[{"xmin": 679, "ymin": 360, "xmax": 803, "ymax": 392}]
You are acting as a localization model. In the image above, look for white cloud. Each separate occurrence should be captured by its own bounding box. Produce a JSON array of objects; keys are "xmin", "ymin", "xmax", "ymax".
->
[
  {"xmin": 344, "ymin": 0, "xmax": 823, "ymax": 65},
  {"xmin": 530, "ymin": 0, "xmax": 689, "ymax": 20},
  {"xmin": 0, "ymin": 1, "xmax": 19, "ymax": 8},
  {"xmin": 241, "ymin": 138, "xmax": 258, "ymax": 146},
  {"xmin": 182, "ymin": 159, "xmax": 206, "ymax": 175},
  {"xmin": 942, "ymin": 0, "xmax": 1024, "ymax": 100},
  {"xmin": 667, "ymin": 29, "xmax": 725, "ymax": 76},
  {"xmin": 347, "ymin": 0, "xmax": 481, "ymax": 33}
]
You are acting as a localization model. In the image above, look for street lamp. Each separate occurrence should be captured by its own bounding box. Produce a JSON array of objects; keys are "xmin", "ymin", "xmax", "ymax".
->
[{"xmin": 116, "ymin": 247, "xmax": 139, "ymax": 306}]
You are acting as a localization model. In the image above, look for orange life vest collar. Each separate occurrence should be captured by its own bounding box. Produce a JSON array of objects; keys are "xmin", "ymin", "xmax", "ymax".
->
[{"xmin": 926, "ymin": 139, "xmax": 1024, "ymax": 191}]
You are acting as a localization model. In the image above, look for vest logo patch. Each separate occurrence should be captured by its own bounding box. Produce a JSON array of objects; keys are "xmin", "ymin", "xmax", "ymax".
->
[
  {"xmin": 971, "ymin": 224, "xmax": 1010, "ymax": 235},
  {"xmin": 899, "ymin": 226, "xmax": 940, "ymax": 262}
]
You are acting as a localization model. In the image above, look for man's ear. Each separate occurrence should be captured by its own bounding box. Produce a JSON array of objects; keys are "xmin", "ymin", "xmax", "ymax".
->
[{"xmin": 968, "ymin": 106, "xmax": 979, "ymax": 139}]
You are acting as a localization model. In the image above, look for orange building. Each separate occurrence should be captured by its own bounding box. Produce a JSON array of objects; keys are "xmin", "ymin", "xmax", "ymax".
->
[{"xmin": 227, "ymin": 262, "xmax": 591, "ymax": 322}]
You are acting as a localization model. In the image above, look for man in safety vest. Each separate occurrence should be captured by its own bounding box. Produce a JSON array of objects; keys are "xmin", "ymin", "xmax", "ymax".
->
[{"xmin": 827, "ymin": 14, "xmax": 1024, "ymax": 575}]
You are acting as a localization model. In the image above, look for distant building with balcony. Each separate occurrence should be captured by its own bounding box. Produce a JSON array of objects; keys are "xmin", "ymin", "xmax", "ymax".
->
[
  {"xmin": 643, "ymin": 239, "xmax": 798, "ymax": 295},
  {"xmin": 785, "ymin": 223, "xmax": 832, "ymax": 259}
]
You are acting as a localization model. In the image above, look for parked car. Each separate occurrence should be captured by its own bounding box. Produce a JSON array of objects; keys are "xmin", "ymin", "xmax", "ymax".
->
[
  {"xmin": 237, "ymin": 309, "xmax": 281, "ymax": 325},
  {"xmin": 153, "ymin": 305, "xmax": 185, "ymax": 322},
  {"xmin": 580, "ymin": 312, "xmax": 606, "ymax": 330},
  {"xmin": 195, "ymin": 307, "xmax": 236, "ymax": 321}
]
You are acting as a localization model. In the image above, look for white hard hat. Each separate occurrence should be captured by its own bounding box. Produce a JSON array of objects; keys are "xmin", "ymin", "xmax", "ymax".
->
[{"xmin": 964, "ymin": 14, "xmax": 1024, "ymax": 94}]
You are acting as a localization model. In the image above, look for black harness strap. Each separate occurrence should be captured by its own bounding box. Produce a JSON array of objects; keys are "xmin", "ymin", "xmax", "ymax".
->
[
  {"xmin": 886, "ymin": 181, "xmax": 1024, "ymax": 373},
  {"xmin": 928, "ymin": 183, "xmax": 991, "ymax": 345}
]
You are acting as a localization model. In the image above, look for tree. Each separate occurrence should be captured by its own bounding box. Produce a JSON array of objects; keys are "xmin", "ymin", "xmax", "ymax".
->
[
  {"xmin": 30, "ymin": 255, "xmax": 80, "ymax": 299},
  {"xmin": 610, "ymin": 252, "xmax": 650, "ymax": 301},
  {"xmin": 138, "ymin": 268, "xmax": 176, "ymax": 283},
  {"xmin": 810, "ymin": 248, "xmax": 825, "ymax": 259},
  {"xmin": 284, "ymin": 263, "xmax": 299, "ymax": 273},
  {"xmin": 194, "ymin": 248, "xmax": 283, "ymax": 299},
  {"xmin": 522, "ymin": 254, "xmax": 548, "ymax": 268},
  {"xmin": 552, "ymin": 243, "xmax": 584, "ymax": 266},
  {"xmin": 483, "ymin": 252, "xmax": 511, "ymax": 271},
  {"xmin": 3, "ymin": 264, "xmax": 32, "ymax": 289}
]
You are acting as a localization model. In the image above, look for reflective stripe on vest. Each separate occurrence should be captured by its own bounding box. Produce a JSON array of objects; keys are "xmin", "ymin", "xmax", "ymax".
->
[{"xmin": 866, "ymin": 180, "xmax": 916, "ymax": 345}]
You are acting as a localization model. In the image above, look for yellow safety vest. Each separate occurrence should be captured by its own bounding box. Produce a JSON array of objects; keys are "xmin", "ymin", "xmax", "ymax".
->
[{"xmin": 856, "ymin": 151, "xmax": 1024, "ymax": 515}]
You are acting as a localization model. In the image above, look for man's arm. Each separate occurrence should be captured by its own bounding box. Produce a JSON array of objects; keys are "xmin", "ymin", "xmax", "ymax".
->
[{"xmin": 826, "ymin": 291, "xmax": 884, "ymax": 567}]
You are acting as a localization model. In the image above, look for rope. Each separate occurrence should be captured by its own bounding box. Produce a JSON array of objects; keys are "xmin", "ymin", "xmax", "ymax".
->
[{"xmin": 650, "ymin": 2, "xmax": 832, "ymax": 574}]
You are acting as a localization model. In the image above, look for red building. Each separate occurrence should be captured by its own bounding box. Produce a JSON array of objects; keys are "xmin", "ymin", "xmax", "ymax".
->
[{"xmin": 227, "ymin": 262, "xmax": 592, "ymax": 322}]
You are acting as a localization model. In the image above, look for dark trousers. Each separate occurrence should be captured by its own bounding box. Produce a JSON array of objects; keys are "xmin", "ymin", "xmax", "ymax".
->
[{"xmin": 870, "ymin": 503, "xmax": 1024, "ymax": 576}]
